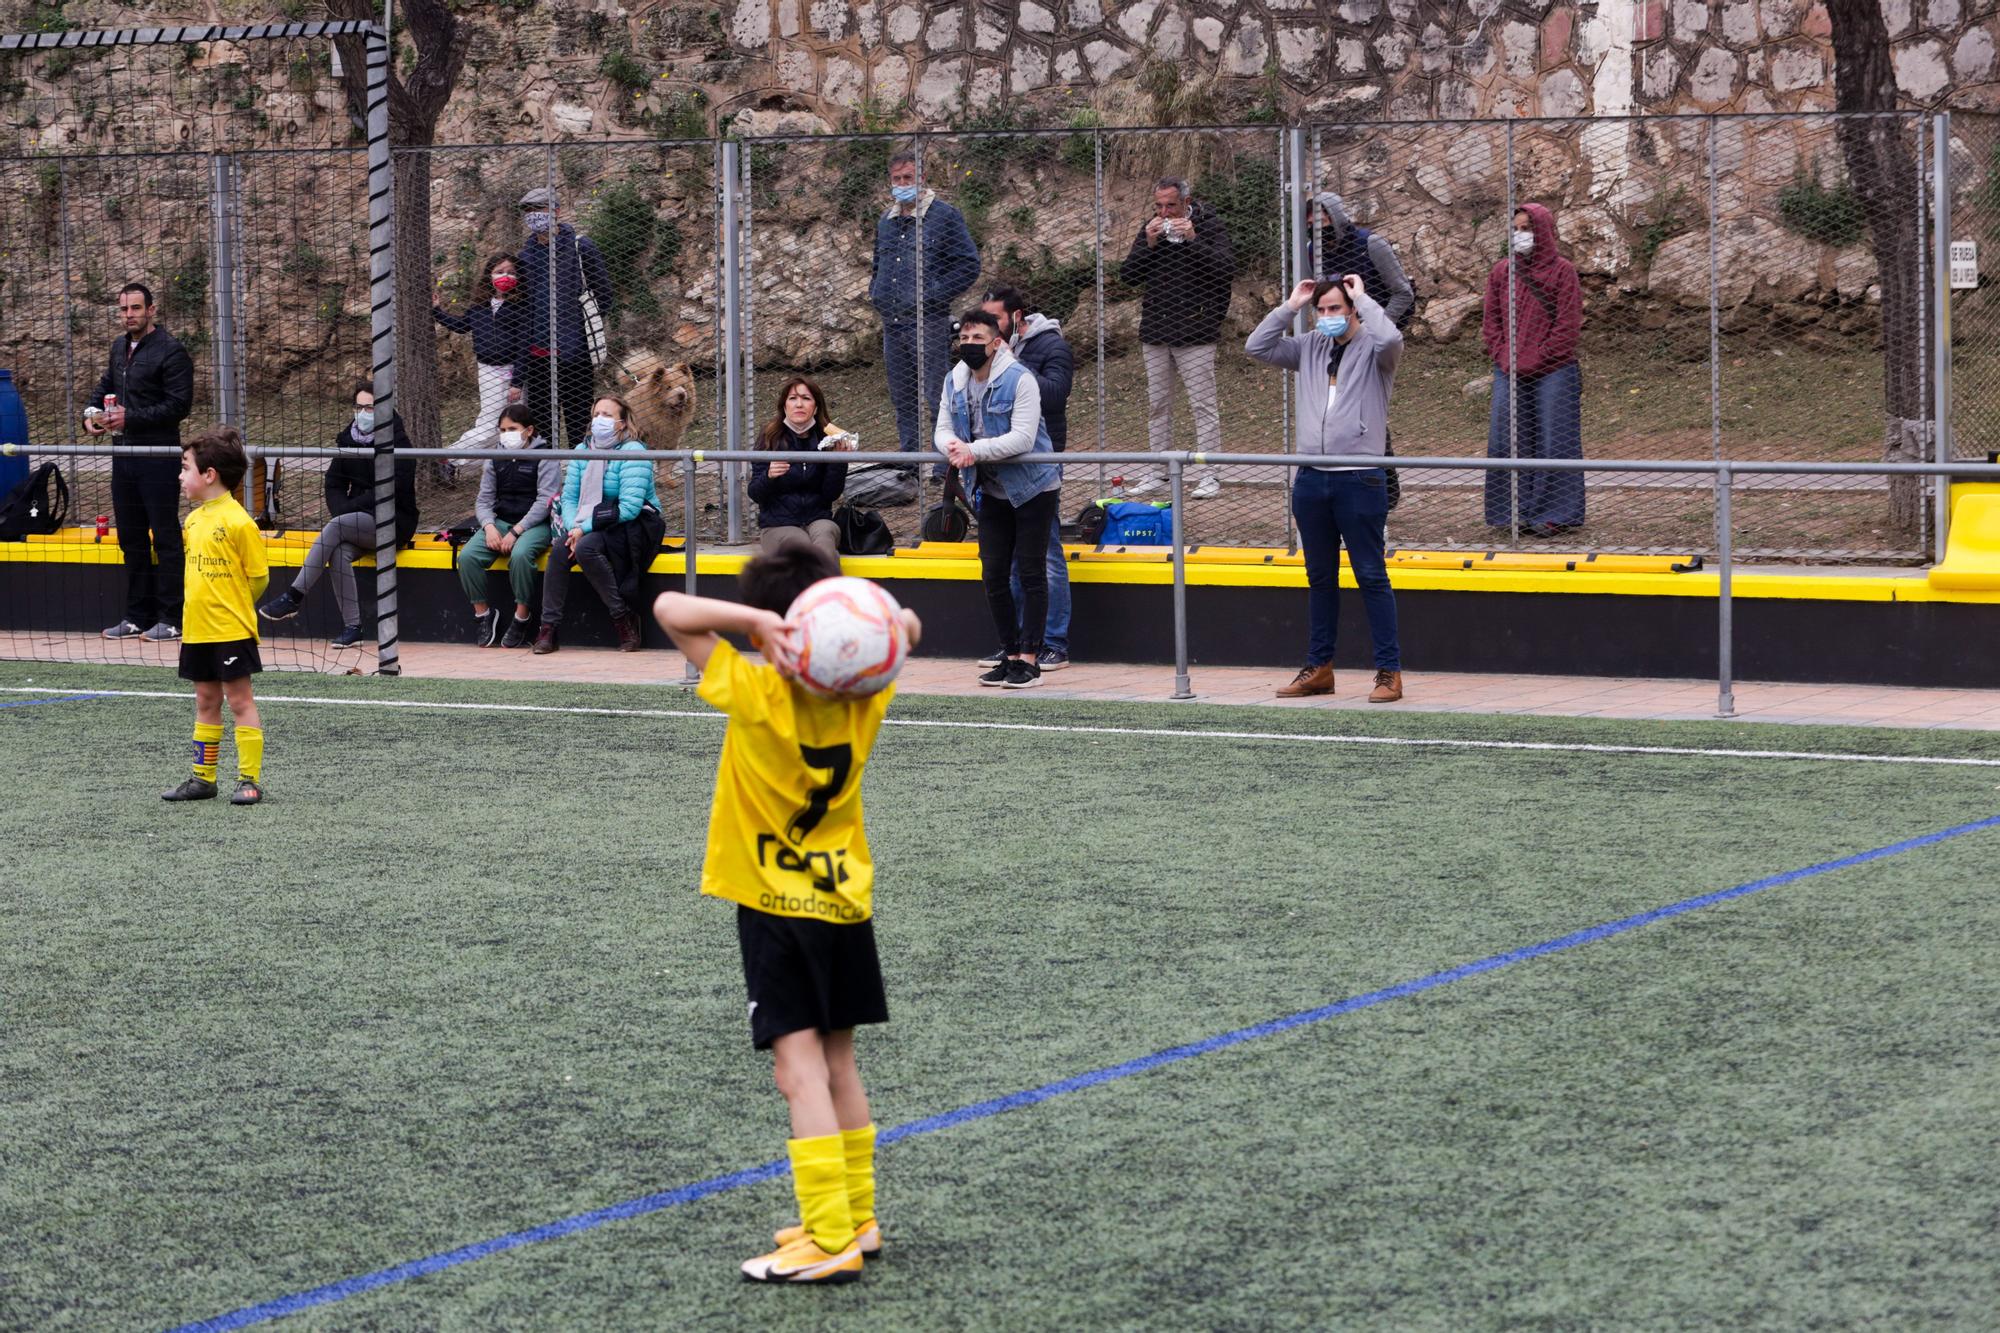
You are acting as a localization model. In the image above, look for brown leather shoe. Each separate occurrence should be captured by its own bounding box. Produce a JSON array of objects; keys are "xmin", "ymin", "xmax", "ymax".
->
[
  {"xmin": 1276, "ymin": 663, "xmax": 1334, "ymax": 698},
  {"xmin": 532, "ymin": 624, "xmax": 559, "ymax": 655},
  {"xmin": 1368, "ymin": 669, "xmax": 1404, "ymax": 703},
  {"xmin": 615, "ymin": 611, "xmax": 643, "ymax": 652}
]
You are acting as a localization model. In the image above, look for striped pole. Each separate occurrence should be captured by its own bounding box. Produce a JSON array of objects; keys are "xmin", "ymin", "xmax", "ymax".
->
[{"xmin": 364, "ymin": 23, "xmax": 400, "ymax": 675}]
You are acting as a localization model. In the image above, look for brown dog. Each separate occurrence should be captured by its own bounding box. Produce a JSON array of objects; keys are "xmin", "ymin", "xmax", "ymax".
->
[{"xmin": 616, "ymin": 349, "xmax": 697, "ymax": 483}]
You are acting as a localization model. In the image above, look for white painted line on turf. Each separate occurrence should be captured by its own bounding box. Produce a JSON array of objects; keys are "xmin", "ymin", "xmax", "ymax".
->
[{"xmin": 5, "ymin": 684, "xmax": 1999, "ymax": 769}]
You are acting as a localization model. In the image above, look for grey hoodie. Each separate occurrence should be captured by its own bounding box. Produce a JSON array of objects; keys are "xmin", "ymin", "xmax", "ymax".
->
[{"xmin": 1244, "ymin": 286, "xmax": 1403, "ymax": 463}]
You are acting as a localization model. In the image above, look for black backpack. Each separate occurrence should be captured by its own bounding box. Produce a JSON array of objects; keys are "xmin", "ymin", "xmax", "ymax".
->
[
  {"xmin": 833, "ymin": 503, "xmax": 893, "ymax": 555},
  {"xmin": 0, "ymin": 462, "xmax": 68, "ymax": 540}
]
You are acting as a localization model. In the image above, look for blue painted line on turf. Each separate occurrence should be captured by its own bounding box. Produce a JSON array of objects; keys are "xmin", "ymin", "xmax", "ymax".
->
[
  {"xmin": 0, "ymin": 691, "xmax": 108, "ymax": 710},
  {"xmin": 167, "ymin": 810, "xmax": 2000, "ymax": 1333}
]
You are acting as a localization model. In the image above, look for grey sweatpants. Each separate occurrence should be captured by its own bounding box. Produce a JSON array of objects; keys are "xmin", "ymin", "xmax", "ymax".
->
[{"xmin": 293, "ymin": 510, "xmax": 375, "ymax": 628}]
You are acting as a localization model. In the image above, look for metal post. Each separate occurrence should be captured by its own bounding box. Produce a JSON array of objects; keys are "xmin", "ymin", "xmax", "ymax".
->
[
  {"xmin": 56, "ymin": 159, "xmax": 76, "ymax": 446},
  {"xmin": 719, "ymin": 139, "xmax": 744, "ymax": 524},
  {"xmin": 1170, "ymin": 455, "xmax": 1191, "ymax": 700},
  {"xmin": 1916, "ymin": 113, "xmax": 1931, "ymax": 558},
  {"xmin": 1933, "ymin": 111, "xmax": 1953, "ymax": 565},
  {"xmin": 914, "ymin": 140, "xmax": 930, "ymax": 508},
  {"xmin": 1285, "ymin": 126, "xmax": 1307, "ymax": 549},
  {"xmin": 544, "ymin": 145, "xmax": 559, "ymax": 446},
  {"xmin": 1094, "ymin": 128, "xmax": 1107, "ymax": 490},
  {"xmin": 210, "ymin": 153, "xmax": 244, "ymax": 504},
  {"xmin": 1504, "ymin": 119, "xmax": 1519, "ymax": 545},
  {"xmin": 712, "ymin": 139, "xmax": 725, "ymax": 457},
  {"xmin": 1716, "ymin": 464, "xmax": 1734, "ymax": 718},
  {"xmin": 1707, "ymin": 117, "xmax": 1721, "ymax": 464},
  {"xmin": 730, "ymin": 141, "xmax": 750, "ymax": 544},
  {"xmin": 682, "ymin": 453, "xmax": 699, "ymax": 683},
  {"xmin": 363, "ymin": 26, "xmax": 401, "ymax": 675}
]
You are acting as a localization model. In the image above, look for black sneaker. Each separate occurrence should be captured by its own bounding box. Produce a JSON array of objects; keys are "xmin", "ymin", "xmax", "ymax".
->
[
  {"xmin": 472, "ymin": 607, "xmax": 501, "ymax": 647},
  {"xmin": 978, "ymin": 662, "xmax": 1011, "ymax": 687},
  {"xmin": 259, "ymin": 589, "xmax": 304, "ymax": 622},
  {"xmin": 1037, "ymin": 648, "xmax": 1070, "ymax": 671},
  {"xmin": 230, "ymin": 778, "xmax": 264, "ymax": 806},
  {"xmin": 162, "ymin": 776, "xmax": 218, "ymax": 802},
  {"xmin": 1001, "ymin": 659, "xmax": 1042, "ymax": 689},
  {"xmin": 976, "ymin": 647, "xmax": 1007, "ymax": 668},
  {"xmin": 500, "ymin": 615, "xmax": 534, "ymax": 649},
  {"xmin": 103, "ymin": 619, "xmax": 145, "ymax": 640},
  {"xmin": 330, "ymin": 625, "xmax": 363, "ymax": 649}
]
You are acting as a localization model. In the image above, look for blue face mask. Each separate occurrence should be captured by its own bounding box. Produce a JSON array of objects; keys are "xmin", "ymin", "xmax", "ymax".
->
[
  {"xmin": 353, "ymin": 409, "xmax": 376, "ymax": 434},
  {"xmin": 1317, "ymin": 315, "xmax": 1349, "ymax": 339},
  {"xmin": 891, "ymin": 184, "xmax": 919, "ymax": 204},
  {"xmin": 591, "ymin": 415, "xmax": 618, "ymax": 442}
]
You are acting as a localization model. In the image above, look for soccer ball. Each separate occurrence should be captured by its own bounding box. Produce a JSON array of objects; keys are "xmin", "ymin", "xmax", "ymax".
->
[{"xmin": 787, "ymin": 576, "xmax": 909, "ymax": 698}]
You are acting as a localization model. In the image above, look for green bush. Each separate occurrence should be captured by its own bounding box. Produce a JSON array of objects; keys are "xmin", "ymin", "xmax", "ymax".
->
[
  {"xmin": 1059, "ymin": 109, "xmax": 1102, "ymax": 174},
  {"xmin": 587, "ymin": 180, "xmax": 659, "ymax": 320},
  {"xmin": 1777, "ymin": 165, "xmax": 1865, "ymax": 247},
  {"xmin": 1194, "ymin": 154, "xmax": 1282, "ymax": 281},
  {"xmin": 599, "ymin": 48, "xmax": 650, "ymax": 93}
]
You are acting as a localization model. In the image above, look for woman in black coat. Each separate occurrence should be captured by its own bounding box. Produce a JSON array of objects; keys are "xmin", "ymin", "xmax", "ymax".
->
[{"xmin": 747, "ymin": 376, "xmax": 855, "ymax": 560}]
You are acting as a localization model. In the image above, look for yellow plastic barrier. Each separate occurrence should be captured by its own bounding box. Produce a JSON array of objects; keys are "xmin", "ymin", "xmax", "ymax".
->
[{"xmin": 1928, "ymin": 493, "xmax": 2000, "ymax": 590}]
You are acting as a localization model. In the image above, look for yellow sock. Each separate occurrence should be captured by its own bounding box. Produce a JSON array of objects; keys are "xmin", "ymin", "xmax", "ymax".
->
[
  {"xmin": 192, "ymin": 723, "xmax": 222, "ymax": 782},
  {"xmin": 235, "ymin": 726, "xmax": 264, "ymax": 783},
  {"xmin": 786, "ymin": 1134, "xmax": 855, "ymax": 1254},
  {"xmin": 840, "ymin": 1123, "xmax": 877, "ymax": 1224}
]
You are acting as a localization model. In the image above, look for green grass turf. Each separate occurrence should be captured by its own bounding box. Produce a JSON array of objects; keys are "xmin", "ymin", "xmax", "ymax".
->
[{"xmin": 3, "ymin": 662, "xmax": 1998, "ymax": 1330}]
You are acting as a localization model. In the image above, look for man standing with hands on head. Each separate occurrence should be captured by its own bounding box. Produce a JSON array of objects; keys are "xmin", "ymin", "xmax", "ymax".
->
[
  {"xmin": 88, "ymin": 282, "xmax": 196, "ymax": 642},
  {"xmin": 1244, "ymin": 273, "xmax": 1404, "ymax": 704}
]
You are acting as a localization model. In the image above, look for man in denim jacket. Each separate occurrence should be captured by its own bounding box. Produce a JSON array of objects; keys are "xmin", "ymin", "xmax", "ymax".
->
[{"xmin": 871, "ymin": 152, "xmax": 981, "ymax": 467}]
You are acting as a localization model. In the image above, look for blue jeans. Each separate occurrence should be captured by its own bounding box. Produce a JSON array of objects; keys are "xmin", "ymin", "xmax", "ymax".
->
[
  {"xmin": 1485, "ymin": 363, "xmax": 1585, "ymax": 529},
  {"xmin": 883, "ymin": 314, "xmax": 955, "ymax": 455},
  {"xmin": 1290, "ymin": 467, "xmax": 1400, "ymax": 671},
  {"xmin": 1010, "ymin": 508, "xmax": 1071, "ymax": 654}
]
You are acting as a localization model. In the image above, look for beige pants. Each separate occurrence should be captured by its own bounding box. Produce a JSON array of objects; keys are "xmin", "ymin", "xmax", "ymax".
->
[
  {"xmin": 1140, "ymin": 342, "xmax": 1221, "ymax": 484},
  {"xmin": 759, "ymin": 519, "xmax": 841, "ymax": 562}
]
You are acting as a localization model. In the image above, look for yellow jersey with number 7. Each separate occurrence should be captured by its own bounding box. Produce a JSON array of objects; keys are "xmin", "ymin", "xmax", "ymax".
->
[{"xmin": 697, "ymin": 638, "xmax": 895, "ymax": 923}]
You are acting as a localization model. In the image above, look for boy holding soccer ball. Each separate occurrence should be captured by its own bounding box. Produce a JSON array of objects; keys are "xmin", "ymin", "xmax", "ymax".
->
[{"xmin": 653, "ymin": 545, "xmax": 921, "ymax": 1284}]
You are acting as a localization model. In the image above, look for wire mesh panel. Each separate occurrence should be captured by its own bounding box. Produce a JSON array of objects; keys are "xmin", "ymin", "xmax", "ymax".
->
[
  {"xmin": 0, "ymin": 29, "xmax": 379, "ymax": 673},
  {"xmin": 1949, "ymin": 110, "xmax": 2000, "ymax": 463},
  {"xmin": 1096, "ymin": 126, "xmax": 1290, "ymax": 547}
]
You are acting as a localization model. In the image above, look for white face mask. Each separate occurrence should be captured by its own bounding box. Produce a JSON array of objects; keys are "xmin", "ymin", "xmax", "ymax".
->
[
  {"xmin": 590, "ymin": 415, "xmax": 618, "ymax": 442},
  {"xmin": 498, "ymin": 429, "xmax": 526, "ymax": 449},
  {"xmin": 1511, "ymin": 229, "xmax": 1536, "ymax": 255}
]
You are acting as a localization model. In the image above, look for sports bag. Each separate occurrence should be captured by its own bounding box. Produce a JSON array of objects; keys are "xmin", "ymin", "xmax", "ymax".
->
[
  {"xmin": 833, "ymin": 503, "xmax": 893, "ymax": 555},
  {"xmin": 1092, "ymin": 499, "xmax": 1172, "ymax": 546},
  {"xmin": 0, "ymin": 461, "xmax": 68, "ymax": 540},
  {"xmin": 842, "ymin": 460, "xmax": 921, "ymax": 508}
]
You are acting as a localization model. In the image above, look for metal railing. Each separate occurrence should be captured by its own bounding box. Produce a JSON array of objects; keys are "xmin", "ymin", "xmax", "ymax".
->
[{"xmin": 28, "ymin": 440, "xmax": 1993, "ymax": 712}]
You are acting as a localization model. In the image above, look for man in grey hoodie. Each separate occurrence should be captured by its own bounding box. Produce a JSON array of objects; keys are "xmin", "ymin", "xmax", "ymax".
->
[{"xmin": 1245, "ymin": 274, "xmax": 1405, "ymax": 703}]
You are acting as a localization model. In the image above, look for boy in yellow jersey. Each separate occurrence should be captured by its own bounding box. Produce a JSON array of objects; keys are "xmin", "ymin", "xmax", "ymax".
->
[
  {"xmin": 654, "ymin": 544, "xmax": 921, "ymax": 1286},
  {"xmin": 163, "ymin": 428, "xmax": 270, "ymax": 806}
]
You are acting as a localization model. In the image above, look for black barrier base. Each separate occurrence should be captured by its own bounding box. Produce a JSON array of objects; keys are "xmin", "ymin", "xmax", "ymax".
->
[{"xmin": 5, "ymin": 558, "xmax": 1996, "ymax": 689}]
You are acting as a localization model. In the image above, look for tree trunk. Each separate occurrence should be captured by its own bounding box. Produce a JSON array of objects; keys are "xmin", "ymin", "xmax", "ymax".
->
[
  {"xmin": 393, "ymin": 150, "xmax": 442, "ymax": 458},
  {"xmin": 1828, "ymin": 0, "xmax": 1927, "ymax": 540}
]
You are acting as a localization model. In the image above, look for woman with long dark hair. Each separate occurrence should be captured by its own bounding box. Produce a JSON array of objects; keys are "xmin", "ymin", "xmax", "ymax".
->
[
  {"xmin": 748, "ymin": 376, "xmax": 854, "ymax": 561},
  {"xmin": 434, "ymin": 253, "xmax": 527, "ymax": 480}
]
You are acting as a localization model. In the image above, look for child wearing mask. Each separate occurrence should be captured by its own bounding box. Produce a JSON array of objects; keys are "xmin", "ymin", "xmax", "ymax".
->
[
  {"xmin": 454, "ymin": 403, "xmax": 562, "ymax": 648},
  {"xmin": 434, "ymin": 255, "xmax": 528, "ymax": 482}
]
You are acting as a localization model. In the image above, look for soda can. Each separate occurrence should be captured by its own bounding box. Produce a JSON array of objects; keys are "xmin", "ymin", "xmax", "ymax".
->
[
  {"xmin": 104, "ymin": 394, "xmax": 117, "ymax": 412},
  {"xmin": 95, "ymin": 514, "xmax": 109, "ymax": 542}
]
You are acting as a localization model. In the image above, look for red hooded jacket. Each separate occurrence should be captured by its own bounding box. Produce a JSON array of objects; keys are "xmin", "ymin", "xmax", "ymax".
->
[{"xmin": 1482, "ymin": 202, "xmax": 1582, "ymax": 375}]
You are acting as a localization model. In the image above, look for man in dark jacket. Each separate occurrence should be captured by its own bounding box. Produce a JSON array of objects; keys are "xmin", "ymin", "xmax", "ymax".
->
[
  {"xmin": 1308, "ymin": 193, "xmax": 1416, "ymax": 329},
  {"xmin": 511, "ymin": 187, "xmax": 612, "ymax": 450},
  {"xmin": 982, "ymin": 285, "xmax": 1076, "ymax": 668},
  {"xmin": 1120, "ymin": 179, "xmax": 1234, "ymax": 499},
  {"xmin": 871, "ymin": 152, "xmax": 981, "ymax": 465},
  {"xmin": 86, "ymin": 282, "xmax": 195, "ymax": 640}
]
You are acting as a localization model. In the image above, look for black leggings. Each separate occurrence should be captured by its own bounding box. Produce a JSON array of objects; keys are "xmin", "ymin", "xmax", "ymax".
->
[{"xmin": 978, "ymin": 487, "xmax": 1060, "ymax": 656}]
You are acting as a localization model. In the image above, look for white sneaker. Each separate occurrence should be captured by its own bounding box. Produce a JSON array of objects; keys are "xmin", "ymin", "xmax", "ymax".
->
[
  {"xmin": 1123, "ymin": 477, "xmax": 1161, "ymax": 497},
  {"xmin": 1191, "ymin": 475, "xmax": 1222, "ymax": 500}
]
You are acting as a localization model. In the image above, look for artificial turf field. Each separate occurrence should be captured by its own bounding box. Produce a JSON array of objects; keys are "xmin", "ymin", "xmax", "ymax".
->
[{"xmin": 4, "ymin": 661, "xmax": 1999, "ymax": 1331}]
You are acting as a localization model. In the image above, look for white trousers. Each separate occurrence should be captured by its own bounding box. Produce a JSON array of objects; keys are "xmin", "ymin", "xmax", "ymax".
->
[
  {"xmin": 448, "ymin": 362, "xmax": 514, "ymax": 457},
  {"xmin": 1140, "ymin": 342, "xmax": 1221, "ymax": 483}
]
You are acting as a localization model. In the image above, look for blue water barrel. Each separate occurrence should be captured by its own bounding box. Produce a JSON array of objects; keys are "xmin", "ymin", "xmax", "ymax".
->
[{"xmin": 0, "ymin": 370, "xmax": 28, "ymax": 499}]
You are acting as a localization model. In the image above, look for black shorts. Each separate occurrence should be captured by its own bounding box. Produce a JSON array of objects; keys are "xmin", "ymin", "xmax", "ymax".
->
[
  {"xmin": 736, "ymin": 906, "xmax": 887, "ymax": 1051},
  {"xmin": 178, "ymin": 639, "xmax": 262, "ymax": 682}
]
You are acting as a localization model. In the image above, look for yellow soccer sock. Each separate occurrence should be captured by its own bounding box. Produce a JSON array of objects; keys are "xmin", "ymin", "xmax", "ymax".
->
[
  {"xmin": 192, "ymin": 723, "xmax": 222, "ymax": 782},
  {"xmin": 840, "ymin": 1123, "xmax": 878, "ymax": 1224},
  {"xmin": 234, "ymin": 726, "xmax": 264, "ymax": 783},
  {"xmin": 787, "ymin": 1134, "xmax": 855, "ymax": 1254}
]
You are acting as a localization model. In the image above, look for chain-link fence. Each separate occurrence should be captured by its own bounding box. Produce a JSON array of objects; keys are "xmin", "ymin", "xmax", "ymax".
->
[{"xmin": 1948, "ymin": 109, "xmax": 2000, "ymax": 466}]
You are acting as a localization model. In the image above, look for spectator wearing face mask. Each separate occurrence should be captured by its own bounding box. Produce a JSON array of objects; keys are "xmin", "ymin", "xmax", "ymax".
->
[
  {"xmin": 1482, "ymin": 202, "xmax": 1585, "ymax": 538},
  {"xmin": 434, "ymin": 253, "xmax": 528, "ymax": 481},
  {"xmin": 870, "ymin": 151, "xmax": 982, "ymax": 470},
  {"xmin": 511, "ymin": 187, "xmax": 612, "ymax": 450},
  {"xmin": 257, "ymin": 380, "xmax": 420, "ymax": 650},
  {"xmin": 1308, "ymin": 193, "xmax": 1415, "ymax": 329},
  {"xmin": 455, "ymin": 403, "xmax": 561, "ymax": 649},
  {"xmin": 537, "ymin": 394, "xmax": 661, "ymax": 655}
]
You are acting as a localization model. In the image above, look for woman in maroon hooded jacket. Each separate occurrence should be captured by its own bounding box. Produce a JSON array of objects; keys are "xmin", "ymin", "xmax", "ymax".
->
[{"xmin": 1482, "ymin": 202, "xmax": 1585, "ymax": 535}]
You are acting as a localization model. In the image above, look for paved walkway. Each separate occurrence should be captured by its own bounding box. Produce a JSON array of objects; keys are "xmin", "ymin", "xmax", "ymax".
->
[
  {"xmin": 392, "ymin": 641, "xmax": 2000, "ymax": 731},
  {"xmin": 8, "ymin": 630, "xmax": 1998, "ymax": 729}
]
